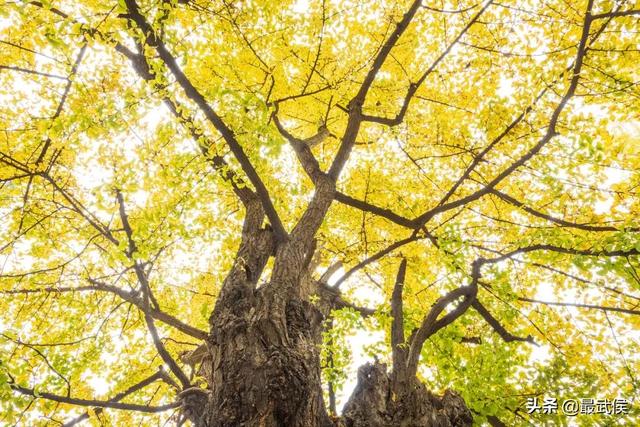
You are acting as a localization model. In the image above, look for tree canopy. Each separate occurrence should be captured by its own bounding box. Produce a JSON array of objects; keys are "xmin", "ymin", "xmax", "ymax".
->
[{"xmin": 1, "ymin": 0, "xmax": 640, "ymax": 425}]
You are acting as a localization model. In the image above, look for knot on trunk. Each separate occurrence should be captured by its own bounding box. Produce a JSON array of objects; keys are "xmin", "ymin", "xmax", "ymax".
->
[{"xmin": 341, "ymin": 362, "xmax": 472, "ymax": 427}]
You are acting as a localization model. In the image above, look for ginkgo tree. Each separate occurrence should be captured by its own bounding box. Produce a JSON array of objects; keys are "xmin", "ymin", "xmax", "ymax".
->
[{"xmin": 1, "ymin": 0, "xmax": 640, "ymax": 425}]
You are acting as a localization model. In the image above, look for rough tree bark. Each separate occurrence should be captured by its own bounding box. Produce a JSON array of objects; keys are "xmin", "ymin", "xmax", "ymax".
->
[
  {"xmin": 172, "ymin": 191, "xmax": 471, "ymax": 427},
  {"xmin": 177, "ymin": 194, "xmax": 472, "ymax": 426},
  {"xmin": 341, "ymin": 363, "xmax": 471, "ymax": 427},
  {"xmin": 180, "ymin": 253, "xmax": 473, "ymax": 426}
]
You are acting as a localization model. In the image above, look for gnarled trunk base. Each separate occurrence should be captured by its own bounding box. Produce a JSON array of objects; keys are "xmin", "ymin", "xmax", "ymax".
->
[
  {"xmin": 183, "ymin": 288, "xmax": 332, "ymax": 427},
  {"xmin": 183, "ymin": 326, "xmax": 472, "ymax": 427},
  {"xmin": 178, "ymin": 221, "xmax": 472, "ymax": 426},
  {"xmin": 341, "ymin": 363, "xmax": 472, "ymax": 427}
]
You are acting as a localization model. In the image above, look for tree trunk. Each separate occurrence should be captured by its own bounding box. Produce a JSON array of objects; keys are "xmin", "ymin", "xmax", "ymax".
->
[
  {"xmin": 196, "ymin": 289, "xmax": 330, "ymax": 426},
  {"xmin": 177, "ymin": 196, "xmax": 472, "ymax": 426},
  {"xmin": 341, "ymin": 363, "xmax": 472, "ymax": 427},
  {"xmin": 182, "ymin": 285, "xmax": 472, "ymax": 426}
]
